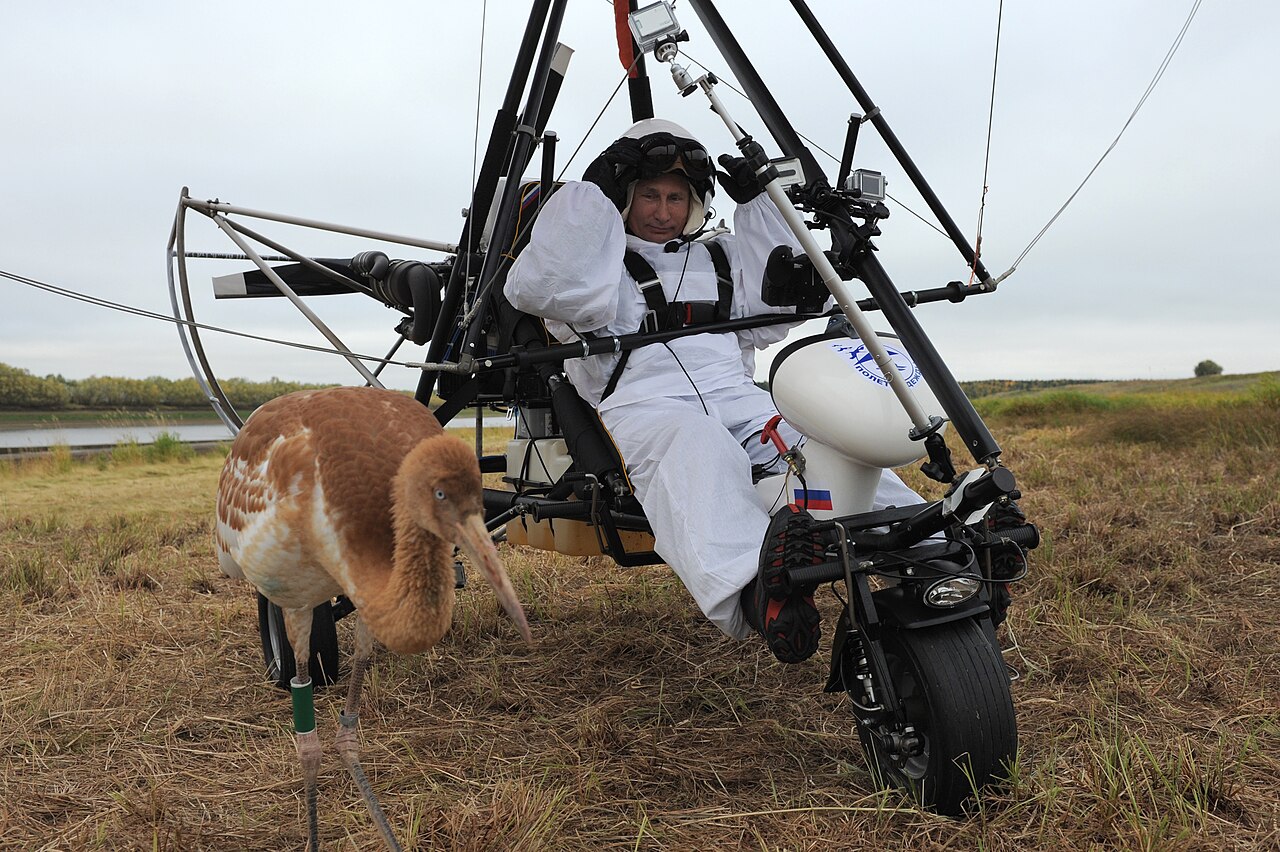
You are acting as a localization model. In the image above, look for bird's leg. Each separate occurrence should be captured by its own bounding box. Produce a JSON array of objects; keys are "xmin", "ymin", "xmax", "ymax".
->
[
  {"xmin": 284, "ymin": 607, "xmax": 323, "ymax": 852},
  {"xmin": 335, "ymin": 616, "xmax": 402, "ymax": 852}
]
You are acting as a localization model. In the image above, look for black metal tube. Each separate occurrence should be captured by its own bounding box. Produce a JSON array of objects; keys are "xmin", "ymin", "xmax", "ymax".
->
[
  {"xmin": 476, "ymin": 310, "xmax": 825, "ymax": 373},
  {"xmin": 686, "ymin": 0, "xmax": 824, "ymax": 183},
  {"xmin": 473, "ymin": 275, "xmax": 990, "ymax": 374},
  {"xmin": 529, "ymin": 500, "xmax": 592, "ymax": 523},
  {"xmin": 787, "ymin": 0, "xmax": 993, "ymax": 284},
  {"xmin": 465, "ymin": 0, "xmax": 555, "ymax": 254},
  {"xmin": 416, "ymin": 0, "xmax": 555, "ymax": 405},
  {"xmin": 458, "ymin": 0, "xmax": 569, "ymax": 364},
  {"xmin": 540, "ymin": 131, "xmax": 557, "ymax": 210}
]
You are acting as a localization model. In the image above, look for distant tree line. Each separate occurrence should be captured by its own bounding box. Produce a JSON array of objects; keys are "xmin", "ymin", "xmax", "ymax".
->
[
  {"xmin": 756, "ymin": 376, "xmax": 1097, "ymax": 398},
  {"xmin": 958, "ymin": 378, "xmax": 1098, "ymax": 398},
  {"xmin": 0, "ymin": 363, "xmax": 332, "ymax": 410},
  {"xmin": 6, "ymin": 360, "xmax": 1100, "ymax": 411}
]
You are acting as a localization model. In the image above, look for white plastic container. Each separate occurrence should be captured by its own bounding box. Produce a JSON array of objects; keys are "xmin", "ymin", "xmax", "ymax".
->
[{"xmin": 505, "ymin": 437, "xmax": 573, "ymax": 487}]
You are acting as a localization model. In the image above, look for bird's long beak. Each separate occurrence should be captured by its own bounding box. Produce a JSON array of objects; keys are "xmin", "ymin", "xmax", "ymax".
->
[{"xmin": 457, "ymin": 513, "xmax": 532, "ymax": 643}]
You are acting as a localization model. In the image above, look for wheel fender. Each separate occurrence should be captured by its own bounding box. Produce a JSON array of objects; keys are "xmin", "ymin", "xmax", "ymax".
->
[
  {"xmin": 822, "ymin": 585, "xmax": 992, "ymax": 695},
  {"xmin": 872, "ymin": 584, "xmax": 989, "ymax": 629}
]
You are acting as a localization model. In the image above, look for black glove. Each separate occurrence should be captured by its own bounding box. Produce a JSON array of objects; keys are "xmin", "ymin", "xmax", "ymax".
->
[
  {"xmin": 716, "ymin": 153, "xmax": 764, "ymax": 204},
  {"xmin": 761, "ymin": 245, "xmax": 827, "ymax": 312},
  {"xmin": 581, "ymin": 138, "xmax": 645, "ymax": 211}
]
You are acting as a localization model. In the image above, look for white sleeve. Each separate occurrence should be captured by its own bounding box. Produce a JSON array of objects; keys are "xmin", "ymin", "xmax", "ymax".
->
[
  {"xmin": 503, "ymin": 182, "xmax": 626, "ymax": 334},
  {"xmin": 729, "ymin": 193, "xmax": 832, "ymax": 350}
]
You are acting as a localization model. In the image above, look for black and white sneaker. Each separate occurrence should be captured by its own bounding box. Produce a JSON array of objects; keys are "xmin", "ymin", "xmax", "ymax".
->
[{"xmin": 747, "ymin": 505, "xmax": 824, "ymax": 664}]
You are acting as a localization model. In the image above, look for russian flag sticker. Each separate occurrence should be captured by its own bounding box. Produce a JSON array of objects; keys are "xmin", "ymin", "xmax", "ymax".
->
[{"xmin": 794, "ymin": 488, "xmax": 834, "ymax": 511}]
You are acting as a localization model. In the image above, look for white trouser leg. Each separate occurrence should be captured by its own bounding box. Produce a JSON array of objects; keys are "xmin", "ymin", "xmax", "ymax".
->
[
  {"xmin": 600, "ymin": 385, "xmax": 927, "ymax": 641},
  {"xmin": 871, "ymin": 467, "xmax": 921, "ymax": 511},
  {"xmin": 602, "ymin": 394, "xmax": 766, "ymax": 639}
]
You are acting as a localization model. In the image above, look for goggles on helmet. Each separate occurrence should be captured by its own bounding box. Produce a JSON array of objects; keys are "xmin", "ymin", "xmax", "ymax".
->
[{"xmin": 635, "ymin": 133, "xmax": 714, "ymax": 182}]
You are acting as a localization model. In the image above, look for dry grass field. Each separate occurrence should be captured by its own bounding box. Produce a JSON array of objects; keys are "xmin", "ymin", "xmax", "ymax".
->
[{"xmin": 2, "ymin": 376, "xmax": 1278, "ymax": 850}]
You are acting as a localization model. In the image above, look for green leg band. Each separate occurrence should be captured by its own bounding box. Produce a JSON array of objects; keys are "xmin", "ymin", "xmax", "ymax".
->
[{"xmin": 291, "ymin": 677, "xmax": 315, "ymax": 734}]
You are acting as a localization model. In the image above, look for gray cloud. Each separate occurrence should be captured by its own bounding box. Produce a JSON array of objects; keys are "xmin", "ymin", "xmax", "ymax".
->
[{"xmin": 2, "ymin": 1, "xmax": 1275, "ymax": 391}]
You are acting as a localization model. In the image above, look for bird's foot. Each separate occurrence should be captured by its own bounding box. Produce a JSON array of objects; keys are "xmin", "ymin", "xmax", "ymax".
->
[
  {"xmin": 337, "ymin": 713, "xmax": 402, "ymax": 852},
  {"xmin": 295, "ymin": 728, "xmax": 323, "ymax": 851}
]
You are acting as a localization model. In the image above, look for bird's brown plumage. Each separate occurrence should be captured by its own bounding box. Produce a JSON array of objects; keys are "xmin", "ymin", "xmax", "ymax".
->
[
  {"xmin": 215, "ymin": 385, "xmax": 528, "ymax": 651},
  {"xmin": 213, "ymin": 385, "xmax": 530, "ymax": 850}
]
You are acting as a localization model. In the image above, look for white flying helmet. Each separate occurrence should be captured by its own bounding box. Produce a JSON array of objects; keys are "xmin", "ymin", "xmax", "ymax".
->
[{"xmin": 617, "ymin": 118, "xmax": 715, "ymax": 236}]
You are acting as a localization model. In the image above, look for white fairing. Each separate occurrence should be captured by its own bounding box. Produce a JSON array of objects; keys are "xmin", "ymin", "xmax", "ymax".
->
[{"xmin": 770, "ymin": 335, "xmax": 945, "ymax": 469}]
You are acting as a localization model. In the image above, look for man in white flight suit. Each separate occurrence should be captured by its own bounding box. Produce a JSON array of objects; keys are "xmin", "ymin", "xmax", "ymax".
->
[{"xmin": 504, "ymin": 118, "xmax": 922, "ymax": 663}]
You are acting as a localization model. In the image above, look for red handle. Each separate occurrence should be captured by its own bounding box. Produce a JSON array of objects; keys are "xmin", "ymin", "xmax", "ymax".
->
[{"xmin": 761, "ymin": 414, "xmax": 789, "ymax": 456}]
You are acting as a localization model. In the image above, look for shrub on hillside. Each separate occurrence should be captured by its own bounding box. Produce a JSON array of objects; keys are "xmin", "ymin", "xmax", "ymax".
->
[{"xmin": 1194, "ymin": 359, "xmax": 1223, "ymax": 377}]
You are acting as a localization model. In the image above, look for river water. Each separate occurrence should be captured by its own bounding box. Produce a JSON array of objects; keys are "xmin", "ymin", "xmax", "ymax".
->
[{"xmin": 0, "ymin": 418, "xmax": 500, "ymax": 451}]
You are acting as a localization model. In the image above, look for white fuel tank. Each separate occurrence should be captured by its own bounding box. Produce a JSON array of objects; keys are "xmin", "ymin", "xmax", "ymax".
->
[{"xmin": 769, "ymin": 333, "xmax": 944, "ymax": 469}]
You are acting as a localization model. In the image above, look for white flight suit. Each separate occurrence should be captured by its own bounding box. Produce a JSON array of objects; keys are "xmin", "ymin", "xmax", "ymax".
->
[{"xmin": 504, "ymin": 181, "xmax": 920, "ymax": 639}]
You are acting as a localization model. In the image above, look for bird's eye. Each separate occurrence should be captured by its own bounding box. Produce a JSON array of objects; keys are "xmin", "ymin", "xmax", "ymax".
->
[{"xmin": 434, "ymin": 488, "xmax": 446, "ymax": 501}]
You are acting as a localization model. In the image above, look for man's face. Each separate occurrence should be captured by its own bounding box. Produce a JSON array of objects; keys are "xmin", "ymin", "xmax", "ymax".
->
[{"xmin": 625, "ymin": 173, "xmax": 691, "ymax": 243}]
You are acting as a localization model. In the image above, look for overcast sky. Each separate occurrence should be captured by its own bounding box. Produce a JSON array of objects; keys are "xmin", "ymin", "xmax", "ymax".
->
[{"xmin": 2, "ymin": 1, "xmax": 1275, "ymax": 392}]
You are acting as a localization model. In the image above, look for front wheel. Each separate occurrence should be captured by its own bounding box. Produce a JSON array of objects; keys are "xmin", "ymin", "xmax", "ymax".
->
[{"xmin": 853, "ymin": 618, "xmax": 1016, "ymax": 817}]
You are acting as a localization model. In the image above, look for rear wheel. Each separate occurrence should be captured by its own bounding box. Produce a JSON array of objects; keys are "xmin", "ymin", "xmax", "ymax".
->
[
  {"xmin": 854, "ymin": 619, "xmax": 1016, "ymax": 816},
  {"xmin": 257, "ymin": 593, "xmax": 341, "ymax": 690}
]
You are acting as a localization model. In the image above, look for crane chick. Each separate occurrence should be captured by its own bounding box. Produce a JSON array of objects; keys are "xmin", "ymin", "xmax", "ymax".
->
[{"xmin": 215, "ymin": 386, "xmax": 530, "ymax": 851}]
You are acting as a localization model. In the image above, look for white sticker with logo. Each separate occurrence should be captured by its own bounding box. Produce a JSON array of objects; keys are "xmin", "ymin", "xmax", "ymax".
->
[{"xmin": 826, "ymin": 339, "xmax": 922, "ymax": 388}]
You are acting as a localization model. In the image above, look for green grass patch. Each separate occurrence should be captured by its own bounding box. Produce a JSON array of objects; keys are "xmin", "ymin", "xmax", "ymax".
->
[
  {"xmin": 972, "ymin": 371, "xmax": 1280, "ymax": 427},
  {"xmin": 975, "ymin": 389, "xmax": 1121, "ymax": 419},
  {"xmin": 145, "ymin": 430, "xmax": 196, "ymax": 463}
]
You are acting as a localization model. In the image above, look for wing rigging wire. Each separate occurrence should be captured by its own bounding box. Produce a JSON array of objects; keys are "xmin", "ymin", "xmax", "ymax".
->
[
  {"xmin": 554, "ymin": 58, "xmax": 637, "ymax": 182},
  {"xmin": 465, "ymin": 0, "xmax": 489, "ymax": 303},
  {"xmin": 0, "ymin": 268, "xmax": 463, "ymax": 373},
  {"xmin": 992, "ymin": 0, "xmax": 1205, "ymax": 284},
  {"xmin": 85, "ymin": 60, "xmax": 662, "ymax": 374},
  {"xmin": 686, "ymin": 0, "xmax": 1203, "ymax": 284},
  {"xmin": 678, "ymin": 51, "xmax": 951, "ymax": 239},
  {"xmin": 968, "ymin": 0, "xmax": 1004, "ymax": 286}
]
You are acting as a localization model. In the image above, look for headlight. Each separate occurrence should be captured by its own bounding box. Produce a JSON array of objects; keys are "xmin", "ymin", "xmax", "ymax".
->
[{"xmin": 923, "ymin": 575, "xmax": 981, "ymax": 608}]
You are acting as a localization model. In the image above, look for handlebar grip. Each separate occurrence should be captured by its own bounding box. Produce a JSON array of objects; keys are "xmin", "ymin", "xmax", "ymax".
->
[
  {"xmin": 996, "ymin": 522, "xmax": 1040, "ymax": 550},
  {"xmin": 526, "ymin": 500, "xmax": 592, "ymax": 522},
  {"xmin": 783, "ymin": 560, "xmax": 846, "ymax": 589}
]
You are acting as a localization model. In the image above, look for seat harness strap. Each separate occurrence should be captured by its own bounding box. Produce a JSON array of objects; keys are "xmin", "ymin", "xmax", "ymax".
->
[{"xmin": 601, "ymin": 241, "xmax": 733, "ymax": 402}]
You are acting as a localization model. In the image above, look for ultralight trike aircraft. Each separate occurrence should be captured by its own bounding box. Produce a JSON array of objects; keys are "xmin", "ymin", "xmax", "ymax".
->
[{"xmin": 168, "ymin": 0, "xmax": 1041, "ymax": 819}]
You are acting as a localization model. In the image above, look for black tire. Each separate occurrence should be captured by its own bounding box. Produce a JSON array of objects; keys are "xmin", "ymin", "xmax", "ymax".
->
[
  {"xmin": 855, "ymin": 618, "xmax": 1016, "ymax": 817},
  {"xmin": 257, "ymin": 593, "xmax": 341, "ymax": 691}
]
